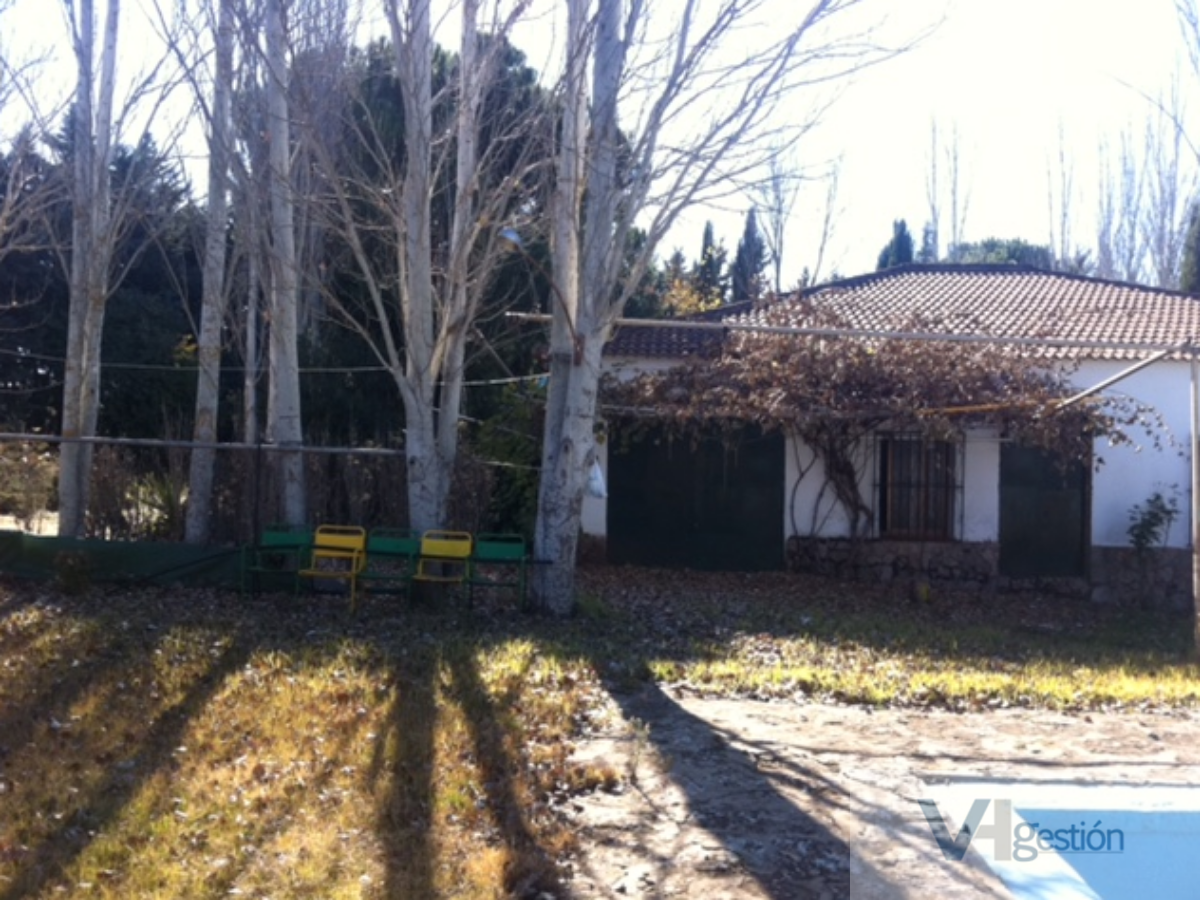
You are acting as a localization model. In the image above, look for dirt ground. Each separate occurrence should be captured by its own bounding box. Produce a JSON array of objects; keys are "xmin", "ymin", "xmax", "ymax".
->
[{"xmin": 559, "ymin": 684, "xmax": 1200, "ymax": 899}]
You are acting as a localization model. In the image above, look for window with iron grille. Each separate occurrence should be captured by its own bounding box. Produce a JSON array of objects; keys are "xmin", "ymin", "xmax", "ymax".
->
[{"xmin": 877, "ymin": 435, "xmax": 960, "ymax": 540}]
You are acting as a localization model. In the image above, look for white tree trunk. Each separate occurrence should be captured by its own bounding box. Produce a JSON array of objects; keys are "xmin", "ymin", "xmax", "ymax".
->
[
  {"xmin": 396, "ymin": 0, "xmax": 479, "ymax": 534},
  {"xmin": 243, "ymin": 234, "xmax": 261, "ymax": 446},
  {"xmin": 59, "ymin": 0, "xmax": 119, "ymax": 538},
  {"xmin": 265, "ymin": 0, "xmax": 305, "ymax": 525},
  {"xmin": 185, "ymin": 0, "xmax": 233, "ymax": 544},
  {"xmin": 532, "ymin": 340, "xmax": 604, "ymax": 612},
  {"xmin": 391, "ymin": 0, "xmax": 455, "ymax": 533},
  {"xmin": 531, "ymin": 0, "xmax": 597, "ymax": 614}
]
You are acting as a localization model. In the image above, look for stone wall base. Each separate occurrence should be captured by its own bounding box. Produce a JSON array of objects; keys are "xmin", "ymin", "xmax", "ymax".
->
[
  {"xmin": 1088, "ymin": 546, "xmax": 1191, "ymax": 611},
  {"xmin": 785, "ymin": 536, "xmax": 1191, "ymax": 611}
]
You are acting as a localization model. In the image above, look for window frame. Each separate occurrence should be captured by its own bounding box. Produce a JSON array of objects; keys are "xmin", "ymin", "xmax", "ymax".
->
[{"xmin": 875, "ymin": 434, "xmax": 963, "ymax": 541}]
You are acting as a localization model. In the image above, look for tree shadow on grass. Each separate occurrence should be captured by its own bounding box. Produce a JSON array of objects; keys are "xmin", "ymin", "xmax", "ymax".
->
[
  {"xmin": 443, "ymin": 646, "xmax": 564, "ymax": 897},
  {"xmin": 0, "ymin": 580, "xmax": 573, "ymax": 900},
  {"xmin": 0, "ymin": 565, "xmax": 1070, "ymax": 899},
  {"xmin": 0, "ymin": 585, "xmax": 380, "ymax": 899},
  {"xmin": 367, "ymin": 647, "xmax": 437, "ymax": 900},
  {"xmin": 0, "ymin": 622, "xmax": 254, "ymax": 900}
]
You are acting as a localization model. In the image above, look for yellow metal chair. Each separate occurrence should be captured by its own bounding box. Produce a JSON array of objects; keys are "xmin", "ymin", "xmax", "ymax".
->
[
  {"xmin": 297, "ymin": 525, "xmax": 367, "ymax": 611},
  {"xmin": 411, "ymin": 530, "xmax": 473, "ymax": 593}
]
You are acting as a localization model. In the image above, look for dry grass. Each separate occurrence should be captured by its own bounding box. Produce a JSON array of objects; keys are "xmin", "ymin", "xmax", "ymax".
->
[
  {"xmin": 1, "ymin": 566, "xmax": 1198, "ymax": 899},
  {"xmin": 0, "ymin": 585, "xmax": 612, "ymax": 900},
  {"xmin": 575, "ymin": 567, "xmax": 1200, "ymax": 710}
]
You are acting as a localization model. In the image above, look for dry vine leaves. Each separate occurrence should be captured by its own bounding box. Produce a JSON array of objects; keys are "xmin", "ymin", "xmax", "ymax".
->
[{"xmin": 603, "ymin": 300, "xmax": 1166, "ymax": 472}]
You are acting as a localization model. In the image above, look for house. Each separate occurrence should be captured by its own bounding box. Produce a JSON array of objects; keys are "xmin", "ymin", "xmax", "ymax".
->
[{"xmin": 583, "ymin": 264, "xmax": 1200, "ymax": 607}]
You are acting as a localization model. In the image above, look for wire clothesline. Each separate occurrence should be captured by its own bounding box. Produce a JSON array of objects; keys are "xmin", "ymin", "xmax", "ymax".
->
[
  {"xmin": 0, "ymin": 432, "xmax": 541, "ymax": 471},
  {"xmin": 0, "ymin": 347, "xmax": 547, "ymax": 386}
]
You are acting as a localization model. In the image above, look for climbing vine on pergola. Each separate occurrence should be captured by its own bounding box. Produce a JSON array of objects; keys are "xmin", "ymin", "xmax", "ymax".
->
[{"xmin": 602, "ymin": 301, "xmax": 1166, "ymax": 537}]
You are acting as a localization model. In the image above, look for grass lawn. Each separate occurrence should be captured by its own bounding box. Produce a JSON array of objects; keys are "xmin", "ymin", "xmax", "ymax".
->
[{"xmin": 0, "ymin": 566, "xmax": 1197, "ymax": 899}]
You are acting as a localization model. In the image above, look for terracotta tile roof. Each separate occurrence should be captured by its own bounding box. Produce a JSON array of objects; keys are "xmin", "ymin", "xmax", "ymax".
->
[{"xmin": 605, "ymin": 265, "xmax": 1200, "ymax": 361}]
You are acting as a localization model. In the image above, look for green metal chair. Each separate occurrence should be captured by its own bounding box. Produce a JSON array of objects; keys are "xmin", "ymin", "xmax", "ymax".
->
[
  {"xmin": 467, "ymin": 533, "xmax": 528, "ymax": 607},
  {"xmin": 360, "ymin": 527, "xmax": 421, "ymax": 598},
  {"xmin": 241, "ymin": 523, "xmax": 312, "ymax": 595}
]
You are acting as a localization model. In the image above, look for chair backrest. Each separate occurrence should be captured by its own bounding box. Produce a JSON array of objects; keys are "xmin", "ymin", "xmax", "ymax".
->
[
  {"xmin": 420, "ymin": 529, "xmax": 472, "ymax": 560},
  {"xmin": 473, "ymin": 533, "xmax": 526, "ymax": 562},
  {"xmin": 367, "ymin": 528, "xmax": 420, "ymax": 557},
  {"xmin": 312, "ymin": 524, "xmax": 367, "ymax": 555},
  {"xmin": 259, "ymin": 523, "xmax": 311, "ymax": 548}
]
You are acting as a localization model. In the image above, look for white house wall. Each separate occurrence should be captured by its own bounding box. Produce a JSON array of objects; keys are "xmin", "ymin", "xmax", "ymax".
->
[
  {"xmin": 782, "ymin": 428, "xmax": 1000, "ymax": 541},
  {"xmin": 784, "ymin": 438, "xmax": 846, "ymax": 538},
  {"xmin": 961, "ymin": 429, "xmax": 1000, "ymax": 542},
  {"xmin": 1077, "ymin": 359, "xmax": 1192, "ymax": 549}
]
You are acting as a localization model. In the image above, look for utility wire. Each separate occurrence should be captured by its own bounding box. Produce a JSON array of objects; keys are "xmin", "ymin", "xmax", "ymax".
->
[{"xmin": 0, "ymin": 347, "xmax": 547, "ymax": 385}]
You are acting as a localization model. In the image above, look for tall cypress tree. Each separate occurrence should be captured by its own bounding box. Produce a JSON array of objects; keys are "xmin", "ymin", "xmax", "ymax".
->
[
  {"xmin": 731, "ymin": 207, "xmax": 767, "ymax": 303},
  {"xmin": 693, "ymin": 220, "xmax": 728, "ymax": 306}
]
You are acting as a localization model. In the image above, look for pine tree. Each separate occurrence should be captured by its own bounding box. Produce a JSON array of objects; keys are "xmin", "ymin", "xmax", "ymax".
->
[{"xmin": 731, "ymin": 207, "xmax": 767, "ymax": 303}]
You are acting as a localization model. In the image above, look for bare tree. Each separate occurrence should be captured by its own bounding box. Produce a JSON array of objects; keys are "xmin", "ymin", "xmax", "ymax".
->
[
  {"xmin": 289, "ymin": 0, "xmax": 350, "ymax": 336},
  {"xmin": 533, "ymin": 0, "xmax": 921, "ymax": 613},
  {"xmin": 924, "ymin": 119, "xmax": 971, "ymax": 261},
  {"xmin": 806, "ymin": 157, "xmax": 841, "ymax": 285},
  {"xmin": 183, "ymin": 0, "xmax": 234, "ymax": 544},
  {"xmin": 298, "ymin": 0, "xmax": 542, "ymax": 532},
  {"xmin": 263, "ymin": 0, "xmax": 305, "ymax": 525},
  {"xmin": 160, "ymin": 0, "xmax": 336, "ymax": 537},
  {"xmin": 1180, "ymin": 0, "xmax": 1200, "ymax": 78},
  {"xmin": 231, "ymin": 0, "xmax": 270, "ymax": 447},
  {"xmin": 0, "ymin": 5, "xmax": 60, "ymax": 269},
  {"xmin": 58, "ymin": 0, "xmax": 122, "ymax": 537},
  {"xmin": 946, "ymin": 122, "xmax": 970, "ymax": 253},
  {"xmin": 924, "ymin": 118, "xmax": 940, "ymax": 261},
  {"xmin": 1047, "ymin": 123, "xmax": 1075, "ymax": 266},
  {"xmin": 53, "ymin": 0, "xmax": 192, "ymax": 536},
  {"xmin": 1096, "ymin": 130, "xmax": 1146, "ymax": 281},
  {"xmin": 754, "ymin": 147, "xmax": 803, "ymax": 294},
  {"xmin": 918, "ymin": 119, "xmax": 969, "ymax": 260},
  {"xmin": 1141, "ymin": 77, "xmax": 1197, "ymax": 288}
]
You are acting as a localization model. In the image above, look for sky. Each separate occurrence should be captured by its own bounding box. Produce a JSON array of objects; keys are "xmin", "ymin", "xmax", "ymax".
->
[
  {"xmin": 2, "ymin": 0, "xmax": 1194, "ymax": 285},
  {"xmin": 789, "ymin": 0, "xmax": 1193, "ymax": 279}
]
